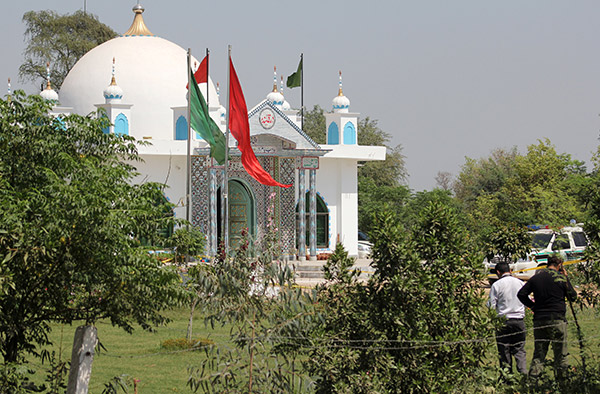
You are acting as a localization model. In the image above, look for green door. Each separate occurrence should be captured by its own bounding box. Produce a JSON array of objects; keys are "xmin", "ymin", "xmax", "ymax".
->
[{"xmin": 228, "ymin": 180, "xmax": 254, "ymax": 249}]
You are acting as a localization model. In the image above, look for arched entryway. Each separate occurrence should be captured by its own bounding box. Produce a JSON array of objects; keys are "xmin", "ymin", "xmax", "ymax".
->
[{"xmin": 217, "ymin": 179, "xmax": 256, "ymax": 250}]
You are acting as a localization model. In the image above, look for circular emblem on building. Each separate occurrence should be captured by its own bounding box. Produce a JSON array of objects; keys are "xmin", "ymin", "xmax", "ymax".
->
[{"xmin": 259, "ymin": 108, "xmax": 276, "ymax": 129}]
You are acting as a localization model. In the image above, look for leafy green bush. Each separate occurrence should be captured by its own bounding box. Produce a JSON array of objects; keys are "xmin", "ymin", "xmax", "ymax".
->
[
  {"xmin": 308, "ymin": 202, "xmax": 495, "ymax": 393},
  {"xmin": 160, "ymin": 337, "xmax": 214, "ymax": 351}
]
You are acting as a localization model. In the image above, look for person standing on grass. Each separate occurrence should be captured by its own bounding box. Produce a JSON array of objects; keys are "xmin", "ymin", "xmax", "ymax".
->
[
  {"xmin": 487, "ymin": 261, "xmax": 527, "ymax": 373},
  {"xmin": 517, "ymin": 254, "xmax": 577, "ymax": 380}
]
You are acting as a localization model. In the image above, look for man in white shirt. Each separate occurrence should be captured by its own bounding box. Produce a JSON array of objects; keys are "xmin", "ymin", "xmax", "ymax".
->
[{"xmin": 488, "ymin": 261, "xmax": 527, "ymax": 373}]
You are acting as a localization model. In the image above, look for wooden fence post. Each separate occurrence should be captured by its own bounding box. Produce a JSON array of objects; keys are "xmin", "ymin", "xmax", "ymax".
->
[{"xmin": 66, "ymin": 325, "xmax": 98, "ymax": 394}]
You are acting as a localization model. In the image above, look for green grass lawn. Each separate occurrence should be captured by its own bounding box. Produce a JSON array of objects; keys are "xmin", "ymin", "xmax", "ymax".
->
[
  {"xmin": 24, "ymin": 302, "xmax": 600, "ymax": 393},
  {"xmin": 521, "ymin": 305, "xmax": 600, "ymax": 372},
  {"xmin": 32, "ymin": 307, "xmax": 233, "ymax": 393}
]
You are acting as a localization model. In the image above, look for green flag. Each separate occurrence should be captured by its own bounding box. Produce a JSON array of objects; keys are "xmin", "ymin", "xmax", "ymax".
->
[
  {"xmin": 286, "ymin": 57, "xmax": 302, "ymax": 89},
  {"xmin": 189, "ymin": 67, "xmax": 226, "ymax": 164}
]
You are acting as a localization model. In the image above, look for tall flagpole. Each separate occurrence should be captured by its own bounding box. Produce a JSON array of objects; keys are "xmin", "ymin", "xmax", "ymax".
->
[
  {"xmin": 223, "ymin": 45, "xmax": 232, "ymax": 255},
  {"xmin": 205, "ymin": 48, "xmax": 209, "ymax": 108},
  {"xmin": 186, "ymin": 49, "xmax": 192, "ymax": 227},
  {"xmin": 300, "ymin": 53, "xmax": 304, "ymax": 131}
]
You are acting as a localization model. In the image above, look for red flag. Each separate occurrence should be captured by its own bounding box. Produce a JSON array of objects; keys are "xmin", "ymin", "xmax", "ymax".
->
[
  {"xmin": 186, "ymin": 54, "xmax": 208, "ymax": 89},
  {"xmin": 194, "ymin": 54, "xmax": 208, "ymax": 84},
  {"xmin": 228, "ymin": 58, "xmax": 291, "ymax": 188}
]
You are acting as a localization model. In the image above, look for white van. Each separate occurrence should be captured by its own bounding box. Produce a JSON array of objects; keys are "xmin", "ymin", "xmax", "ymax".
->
[{"xmin": 485, "ymin": 226, "xmax": 588, "ymax": 282}]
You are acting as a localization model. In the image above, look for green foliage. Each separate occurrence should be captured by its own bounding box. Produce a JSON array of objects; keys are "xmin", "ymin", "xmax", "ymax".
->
[
  {"xmin": 479, "ymin": 221, "xmax": 531, "ymax": 262},
  {"xmin": 20, "ymin": 10, "xmax": 117, "ymax": 90},
  {"xmin": 160, "ymin": 337, "xmax": 214, "ymax": 351},
  {"xmin": 307, "ymin": 203, "xmax": 494, "ymax": 393},
  {"xmin": 187, "ymin": 226, "xmax": 319, "ymax": 393},
  {"xmin": 168, "ymin": 226, "xmax": 205, "ymax": 264},
  {"xmin": 454, "ymin": 140, "xmax": 591, "ymax": 260},
  {"xmin": 357, "ymin": 178, "xmax": 411, "ymax": 233},
  {"xmin": 302, "ymin": 105, "xmax": 326, "ymax": 144},
  {"xmin": 0, "ymin": 363, "xmax": 39, "ymax": 393},
  {"xmin": 0, "ymin": 92, "xmax": 186, "ymax": 363},
  {"xmin": 356, "ymin": 117, "xmax": 407, "ymax": 186},
  {"xmin": 454, "ymin": 147, "xmax": 519, "ymax": 209},
  {"xmin": 322, "ymin": 242, "xmax": 358, "ymax": 283}
]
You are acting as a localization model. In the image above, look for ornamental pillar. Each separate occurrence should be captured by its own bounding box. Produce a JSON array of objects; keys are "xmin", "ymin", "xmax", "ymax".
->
[
  {"xmin": 298, "ymin": 169, "xmax": 306, "ymax": 261},
  {"xmin": 209, "ymin": 166, "xmax": 217, "ymax": 257},
  {"xmin": 309, "ymin": 169, "xmax": 317, "ymax": 261}
]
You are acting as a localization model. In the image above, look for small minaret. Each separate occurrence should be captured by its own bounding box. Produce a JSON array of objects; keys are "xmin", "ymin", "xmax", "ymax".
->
[
  {"xmin": 7, "ymin": 78, "xmax": 11, "ymax": 102},
  {"xmin": 332, "ymin": 70, "xmax": 350, "ymax": 113},
  {"xmin": 103, "ymin": 58, "xmax": 124, "ymax": 103},
  {"xmin": 40, "ymin": 62, "xmax": 59, "ymax": 103},
  {"xmin": 325, "ymin": 71, "xmax": 358, "ymax": 145},
  {"xmin": 266, "ymin": 66, "xmax": 284, "ymax": 108},
  {"xmin": 95, "ymin": 58, "xmax": 132, "ymax": 135}
]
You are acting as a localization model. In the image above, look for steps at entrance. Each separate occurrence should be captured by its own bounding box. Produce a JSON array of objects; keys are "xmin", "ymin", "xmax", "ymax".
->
[
  {"xmin": 293, "ymin": 259, "xmax": 374, "ymax": 280},
  {"xmin": 294, "ymin": 262, "xmax": 326, "ymax": 279}
]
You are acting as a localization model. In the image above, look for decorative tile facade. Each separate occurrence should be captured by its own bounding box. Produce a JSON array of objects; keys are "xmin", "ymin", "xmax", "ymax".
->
[{"xmin": 191, "ymin": 154, "xmax": 297, "ymax": 256}]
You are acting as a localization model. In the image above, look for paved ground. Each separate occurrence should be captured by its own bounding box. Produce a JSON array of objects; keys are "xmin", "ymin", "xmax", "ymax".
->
[{"xmin": 294, "ymin": 258, "xmax": 374, "ymax": 288}]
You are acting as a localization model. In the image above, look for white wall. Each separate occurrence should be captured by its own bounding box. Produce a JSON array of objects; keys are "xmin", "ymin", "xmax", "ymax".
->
[
  {"xmin": 134, "ymin": 154, "xmax": 188, "ymax": 219},
  {"xmin": 316, "ymin": 157, "xmax": 359, "ymax": 256}
]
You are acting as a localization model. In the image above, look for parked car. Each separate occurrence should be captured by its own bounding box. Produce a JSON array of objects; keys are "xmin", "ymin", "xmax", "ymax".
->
[
  {"xmin": 358, "ymin": 230, "xmax": 370, "ymax": 242},
  {"xmin": 484, "ymin": 225, "xmax": 588, "ymax": 283},
  {"xmin": 358, "ymin": 240, "xmax": 372, "ymax": 259}
]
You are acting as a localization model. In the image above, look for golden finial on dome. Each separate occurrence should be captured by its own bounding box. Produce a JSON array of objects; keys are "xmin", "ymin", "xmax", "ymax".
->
[
  {"xmin": 45, "ymin": 62, "xmax": 52, "ymax": 90},
  {"xmin": 338, "ymin": 70, "xmax": 344, "ymax": 96},
  {"xmin": 110, "ymin": 57, "xmax": 117, "ymax": 86},
  {"xmin": 123, "ymin": 2, "xmax": 155, "ymax": 36},
  {"xmin": 272, "ymin": 66, "xmax": 278, "ymax": 93}
]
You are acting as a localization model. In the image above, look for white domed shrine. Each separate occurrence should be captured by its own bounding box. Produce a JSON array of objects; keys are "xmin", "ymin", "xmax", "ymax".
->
[{"xmin": 55, "ymin": 3, "xmax": 385, "ymax": 261}]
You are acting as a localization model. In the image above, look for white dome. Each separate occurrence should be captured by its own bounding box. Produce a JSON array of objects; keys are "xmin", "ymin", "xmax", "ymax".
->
[
  {"xmin": 60, "ymin": 35, "xmax": 217, "ymax": 141},
  {"xmin": 266, "ymin": 90, "xmax": 284, "ymax": 107},
  {"xmin": 282, "ymin": 100, "xmax": 291, "ymax": 110},
  {"xmin": 332, "ymin": 94, "xmax": 350, "ymax": 113},
  {"xmin": 103, "ymin": 79, "xmax": 124, "ymax": 102},
  {"xmin": 40, "ymin": 86, "xmax": 59, "ymax": 103}
]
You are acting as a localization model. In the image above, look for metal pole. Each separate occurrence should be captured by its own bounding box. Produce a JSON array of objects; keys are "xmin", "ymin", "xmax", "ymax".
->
[
  {"xmin": 206, "ymin": 48, "xmax": 209, "ymax": 108},
  {"xmin": 300, "ymin": 53, "xmax": 304, "ymax": 131},
  {"xmin": 564, "ymin": 270, "xmax": 587, "ymax": 378},
  {"xmin": 224, "ymin": 45, "xmax": 232, "ymax": 255},
  {"xmin": 186, "ymin": 49, "xmax": 192, "ymax": 227}
]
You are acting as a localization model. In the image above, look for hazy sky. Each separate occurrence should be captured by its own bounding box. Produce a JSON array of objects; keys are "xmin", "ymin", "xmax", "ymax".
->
[{"xmin": 2, "ymin": 1, "xmax": 600, "ymax": 190}]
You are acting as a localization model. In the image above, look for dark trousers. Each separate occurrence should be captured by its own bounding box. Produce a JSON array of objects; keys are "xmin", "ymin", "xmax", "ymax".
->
[
  {"xmin": 529, "ymin": 318, "xmax": 569, "ymax": 379},
  {"xmin": 496, "ymin": 318, "xmax": 527, "ymax": 373}
]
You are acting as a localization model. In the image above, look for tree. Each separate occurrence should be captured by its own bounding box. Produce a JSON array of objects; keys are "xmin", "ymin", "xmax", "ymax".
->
[
  {"xmin": 435, "ymin": 171, "xmax": 453, "ymax": 190},
  {"xmin": 302, "ymin": 105, "xmax": 326, "ymax": 144},
  {"xmin": 453, "ymin": 147, "xmax": 519, "ymax": 211},
  {"xmin": 357, "ymin": 117, "xmax": 407, "ymax": 187},
  {"xmin": 0, "ymin": 92, "xmax": 186, "ymax": 364},
  {"xmin": 20, "ymin": 10, "xmax": 117, "ymax": 90},
  {"xmin": 188, "ymin": 227, "xmax": 318, "ymax": 393},
  {"xmin": 307, "ymin": 204, "xmax": 494, "ymax": 393},
  {"xmin": 455, "ymin": 140, "xmax": 589, "ymax": 243}
]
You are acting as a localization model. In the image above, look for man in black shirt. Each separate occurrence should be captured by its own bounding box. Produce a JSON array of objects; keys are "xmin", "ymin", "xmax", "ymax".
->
[{"xmin": 517, "ymin": 255, "xmax": 577, "ymax": 380}]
